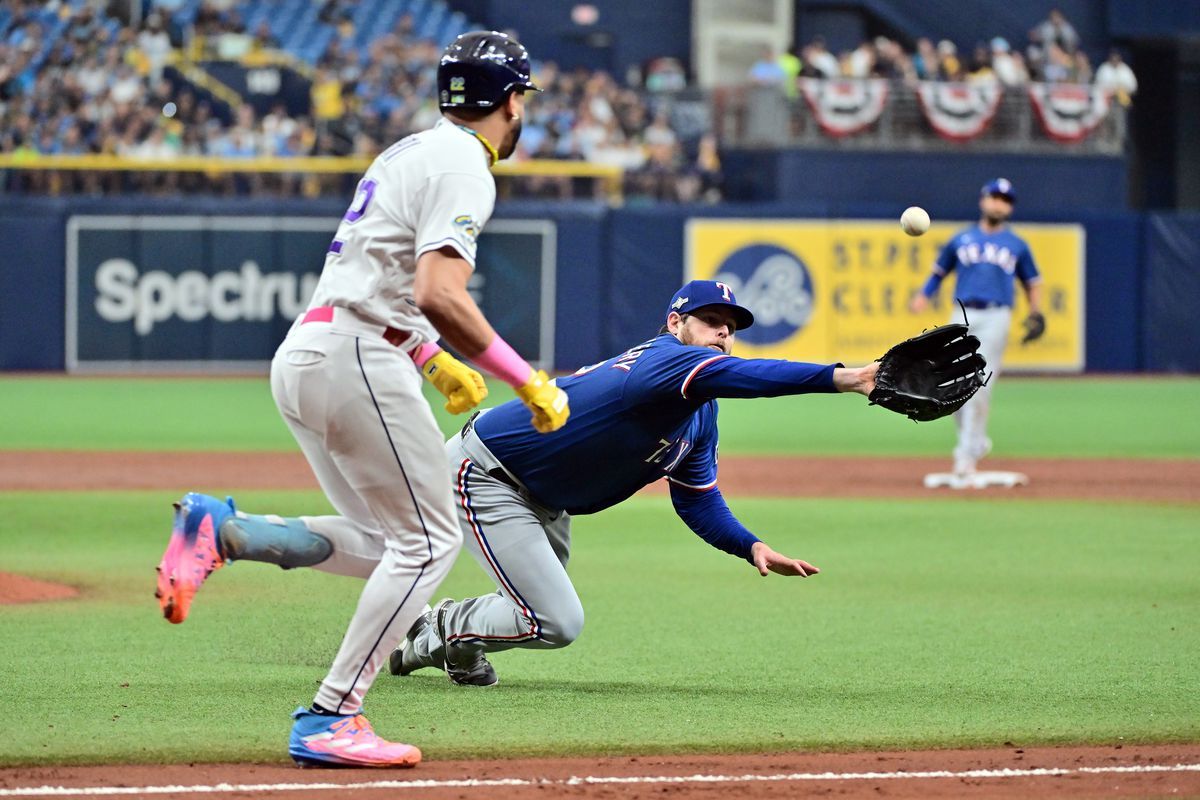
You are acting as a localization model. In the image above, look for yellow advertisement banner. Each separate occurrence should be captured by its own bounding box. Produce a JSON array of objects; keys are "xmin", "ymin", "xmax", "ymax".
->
[{"xmin": 685, "ymin": 219, "xmax": 1084, "ymax": 370}]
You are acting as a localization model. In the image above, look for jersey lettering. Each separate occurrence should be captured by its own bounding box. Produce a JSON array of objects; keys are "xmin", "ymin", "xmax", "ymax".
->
[
  {"xmin": 663, "ymin": 439, "xmax": 691, "ymax": 472},
  {"xmin": 343, "ymin": 178, "xmax": 377, "ymax": 224},
  {"xmin": 381, "ymin": 135, "xmax": 421, "ymax": 162},
  {"xmin": 612, "ymin": 341, "xmax": 652, "ymax": 372},
  {"xmin": 645, "ymin": 438, "xmax": 693, "ymax": 471},
  {"xmin": 646, "ymin": 439, "xmax": 673, "ymax": 463},
  {"xmin": 956, "ymin": 242, "xmax": 1018, "ymax": 274}
]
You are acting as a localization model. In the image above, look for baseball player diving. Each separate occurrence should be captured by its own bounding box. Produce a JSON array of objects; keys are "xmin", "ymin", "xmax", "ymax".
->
[
  {"xmin": 909, "ymin": 178, "xmax": 1044, "ymax": 482},
  {"xmin": 386, "ymin": 279, "xmax": 882, "ymax": 687},
  {"xmin": 154, "ymin": 31, "xmax": 568, "ymax": 768}
]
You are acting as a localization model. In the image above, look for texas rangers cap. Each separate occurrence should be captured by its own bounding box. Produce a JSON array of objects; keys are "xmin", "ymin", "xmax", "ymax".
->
[
  {"xmin": 666, "ymin": 280, "xmax": 755, "ymax": 331},
  {"xmin": 981, "ymin": 177, "xmax": 1016, "ymax": 203}
]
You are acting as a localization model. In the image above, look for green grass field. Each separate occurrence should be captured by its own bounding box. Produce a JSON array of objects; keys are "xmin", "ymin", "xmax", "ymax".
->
[
  {"xmin": 0, "ymin": 376, "xmax": 1197, "ymax": 766},
  {"xmin": 2, "ymin": 375, "xmax": 1199, "ymax": 457}
]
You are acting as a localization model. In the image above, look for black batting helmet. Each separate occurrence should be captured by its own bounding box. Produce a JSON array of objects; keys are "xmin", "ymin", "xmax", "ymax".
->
[{"xmin": 437, "ymin": 30, "xmax": 539, "ymax": 110}]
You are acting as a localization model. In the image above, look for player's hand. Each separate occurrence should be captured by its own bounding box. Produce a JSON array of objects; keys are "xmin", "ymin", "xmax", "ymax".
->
[
  {"xmin": 909, "ymin": 293, "xmax": 930, "ymax": 314},
  {"xmin": 750, "ymin": 542, "xmax": 819, "ymax": 577},
  {"xmin": 515, "ymin": 369, "xmax": 570, "ymax": 433},
  {"xmin": 422, "ymin": 351, "xmax": 487, "ymax": 414},
  {"xmin": 1021, "ymin": 311, "xmax": 1046, "ymax": 344}
]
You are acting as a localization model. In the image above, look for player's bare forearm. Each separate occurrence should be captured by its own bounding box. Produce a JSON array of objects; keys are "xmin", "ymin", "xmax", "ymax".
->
[
  {"xmin": 833, "ymin": 362, "xmax": 878, "ymax": 395},
  {"xmin": 1025, "ymin": 281, "xmax": 1043, "ymax": 315},
  {"xmin": 750, "ymin": 541, "xmax": 820, "ymax": 577},
  {"xmin": 414, "ymin": 247, "xmax": 496, "ymax": 356}
]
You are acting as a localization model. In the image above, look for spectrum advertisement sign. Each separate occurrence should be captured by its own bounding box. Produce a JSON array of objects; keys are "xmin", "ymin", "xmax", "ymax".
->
[{"xmin": 66, "ymin": 216, "xmax": 555, "ymax": 372}]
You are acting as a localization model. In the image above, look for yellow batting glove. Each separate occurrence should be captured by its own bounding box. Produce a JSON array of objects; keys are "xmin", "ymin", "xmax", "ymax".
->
[
  {"xmin": 514, "ymin": 369, "xmax": 570, "ymax": 433},
  {"xmin": 422, "ymin": 351, "xmax": 487, "ymax": 414}
]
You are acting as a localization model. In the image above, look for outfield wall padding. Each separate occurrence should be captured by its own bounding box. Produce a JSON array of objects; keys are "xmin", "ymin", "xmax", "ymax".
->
[{"xmin": 0, "ymin": 197, "xmax": 1190, "ymax": 373}]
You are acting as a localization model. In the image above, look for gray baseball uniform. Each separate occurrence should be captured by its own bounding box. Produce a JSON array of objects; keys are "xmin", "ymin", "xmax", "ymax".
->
[{"xmin": 270, "ymin": 118, "xmax": 496, "ymax": 714}]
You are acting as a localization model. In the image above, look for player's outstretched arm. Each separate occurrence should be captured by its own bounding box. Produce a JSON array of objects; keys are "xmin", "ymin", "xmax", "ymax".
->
[
  {"xmin": 833, "ymin": 362, "xmax": 878, "ymax": 396},
  {"xmin": 750, "ymin": 542, "xmax": 820, "ymax": 578}
]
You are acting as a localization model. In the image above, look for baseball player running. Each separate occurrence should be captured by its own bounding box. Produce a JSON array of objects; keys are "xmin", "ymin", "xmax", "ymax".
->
[
  {"xmin": 388, "ymin": 280, "xmax": 880, "ymax": 686},
  {"xmin": 909, "ymin": 178, "xmax": 1044, "ymax": 482},
  {"xmin": 154, "ymin": 31, "xmax": 568, "ymax": 768}
]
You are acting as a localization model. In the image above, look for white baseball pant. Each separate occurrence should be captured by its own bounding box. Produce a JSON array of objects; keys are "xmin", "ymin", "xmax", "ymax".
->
[
  {"xmin": 270, "ymin": 307, "xmax": 462, "ymax": 714},
  {"xmin": 953, "ymin": 305, "xmax": 1012, "ymax": 472}
]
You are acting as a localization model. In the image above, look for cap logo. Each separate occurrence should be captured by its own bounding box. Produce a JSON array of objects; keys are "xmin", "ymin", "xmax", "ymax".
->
[{"xmin": 671, "ymin": 296, "xmax": 688, "ymax": 310}]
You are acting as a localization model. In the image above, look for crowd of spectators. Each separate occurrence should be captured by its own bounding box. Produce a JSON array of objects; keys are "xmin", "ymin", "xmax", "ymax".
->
[
  {"xmin": 2, "ymin": 1, "xmax": 1132, "ymax": 199},
  {"xmin": 0, "ymin": 0, "xmax": 718, "ymax": 201},
  {"xmin": 751, "ymin": 7, "xmax": 1138, "ymax": 103}
]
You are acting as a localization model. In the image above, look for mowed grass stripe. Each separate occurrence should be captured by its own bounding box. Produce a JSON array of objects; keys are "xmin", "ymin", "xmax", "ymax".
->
[
  {"xmin": 0, "ymin": 376, "xmax": 1198, "ymax": 457},
  {"xmin": 1, "ymin": 492, "xmax": 1196, "ymax": 765}
]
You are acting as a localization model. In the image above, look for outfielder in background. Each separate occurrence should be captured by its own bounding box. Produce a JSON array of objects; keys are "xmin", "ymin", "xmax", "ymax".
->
[
  {"xmin": 154, "ymin": 31, "xmax": 569, "ymax": 768},
  {"xmin": 909, "ymin": 178, "xmax": 1045, "ymax": 483},
  {"xmin": 388, "ymin": 280, "xmax": 881, "ymax": 686}
]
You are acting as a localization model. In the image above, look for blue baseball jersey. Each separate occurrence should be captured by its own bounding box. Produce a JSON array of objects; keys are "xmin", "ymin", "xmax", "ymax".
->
[
  {"xmin": 924, "ymin": 225, "xmax": 1040, "ymax": 307},
  {"xmin": 474, "ymin": 334, "xmax": 837, "ymax": 517}
]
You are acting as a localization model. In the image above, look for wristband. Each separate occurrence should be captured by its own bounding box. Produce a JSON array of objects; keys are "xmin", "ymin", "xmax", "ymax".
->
[
  {"xmin": 474, "ymin": 335, "xmax": 533, "ymax": 388},
  {"xmin": 411, "ymin": 342, "xmax": 442, "ymax": 368}
]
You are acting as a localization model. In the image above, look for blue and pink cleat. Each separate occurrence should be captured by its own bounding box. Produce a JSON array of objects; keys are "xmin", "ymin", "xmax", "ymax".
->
[
  {"xmin": 155, "ymin": 492, "xmax": 235, "ymax": 624},
  {"xmin": 289, "ymin": 707, "xmax": 422, "ymax": 768}
]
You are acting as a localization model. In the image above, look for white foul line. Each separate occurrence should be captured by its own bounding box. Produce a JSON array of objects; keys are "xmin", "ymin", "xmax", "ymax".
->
[{"xmin": 1, "ymin": 763, "xmax": 1198, "ymax": 797}]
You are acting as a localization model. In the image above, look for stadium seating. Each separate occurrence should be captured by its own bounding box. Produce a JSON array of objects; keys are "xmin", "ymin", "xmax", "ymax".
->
[{"xmin": 152, "ymin": 0, "xmax": 470, "ymax": 66}]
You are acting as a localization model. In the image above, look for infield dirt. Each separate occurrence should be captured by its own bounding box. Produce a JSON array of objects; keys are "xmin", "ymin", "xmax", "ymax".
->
[{"xmin": 2, "ymin": 450, "xmax": 1198, "ymax": 502}]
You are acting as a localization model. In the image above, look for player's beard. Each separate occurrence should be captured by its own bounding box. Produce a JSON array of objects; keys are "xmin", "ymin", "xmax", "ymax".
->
[
  {"xmin": 983, "ymin": 210, "xmax": 1010, "ymax": 226},
  {"xmin": 678, "ymin": 325, "xmax": 732, "ymax": 354},
  {"xmin": 498, "ymin": 117, "xmax": 523, "ymax": 160}
]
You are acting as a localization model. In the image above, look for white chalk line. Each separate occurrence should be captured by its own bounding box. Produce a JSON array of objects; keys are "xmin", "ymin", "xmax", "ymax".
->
[{"xmin": 1, "ymin": 763, "xmax": 1198, "ymax": 797}]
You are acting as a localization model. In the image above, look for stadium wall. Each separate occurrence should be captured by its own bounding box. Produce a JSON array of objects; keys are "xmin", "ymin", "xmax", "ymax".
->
[
  {"xmin": 2, "ymin": 197, "xmax": 1193, "ymax": 373},
  {"xmin": 720, "ymin": 150, "xmax": 1130, "ymax": 216}
]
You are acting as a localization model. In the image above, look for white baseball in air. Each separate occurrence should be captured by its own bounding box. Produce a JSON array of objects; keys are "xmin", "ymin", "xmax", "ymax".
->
[{"xmin": 900, "ymin": 206, "xmax": 931, "ymax": 236}]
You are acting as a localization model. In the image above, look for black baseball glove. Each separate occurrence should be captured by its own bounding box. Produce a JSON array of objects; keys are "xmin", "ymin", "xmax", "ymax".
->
[
  {"xmin": 868, "ymin": 323, "xmax": 987, "ymax": 422},
  {"xmin": 1021, "ymin": 311, "xmax": 1046, "ymax": 344}
]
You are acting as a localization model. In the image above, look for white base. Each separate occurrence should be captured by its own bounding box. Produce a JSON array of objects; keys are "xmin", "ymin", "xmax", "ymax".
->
[{"xmin": 924, "ymin": 471, "xmax": 1029, "ymax": 490}]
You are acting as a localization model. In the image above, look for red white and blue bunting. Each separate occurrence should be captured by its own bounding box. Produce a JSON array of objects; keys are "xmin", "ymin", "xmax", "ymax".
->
[
  {"xmin": 1028, "ymin": 83, "xmax": 1111, "ymax": 142},
  {"xmin": 799, "ymin": 78, "xmax": 889, "ymax": 137},
  {"xmin": 916, "ymin": 81, "xmax": 1003, "ymax": 142}
]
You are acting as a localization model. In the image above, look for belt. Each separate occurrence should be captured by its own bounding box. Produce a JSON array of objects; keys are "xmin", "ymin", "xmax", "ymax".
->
[
  {"xmin": 301, "ymin": 306, "xmax": 414, "ymax": 350},
  {"xmin": 959, "ymin": 300, "xmax": 1007, "ymax": 310}
]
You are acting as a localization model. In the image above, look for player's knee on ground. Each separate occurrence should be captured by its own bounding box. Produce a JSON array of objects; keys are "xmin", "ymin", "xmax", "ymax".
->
[{"xmin": 538, "ymin": 602, "xmax": 584, "ymax": 648}]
